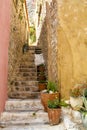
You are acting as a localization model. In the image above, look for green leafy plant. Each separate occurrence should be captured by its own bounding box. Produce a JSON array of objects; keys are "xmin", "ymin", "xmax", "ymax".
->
[
  {"xmin": 20, "ymin": 0, "xmax": 24, "ymax": 3},
  {"xmin": 48, "ymin": 99, "xmax": 69, "ymax": 109},
  {"xmin": 70, "ymin": 83, "xmax": 87, "ymax": 98},
  {"xmin": 29, "ymin": 26, "xmax": 36, "ymax": 44},
  {"xmin": 70, "ymin": 84, "xmax": 83, "ymax": 98},
  {"xmin": 47, "ymin": 81, "xmax": 58, "ymax": 93},
  {"xmin": 39, "ymin": 64, "xmax": 45, "ymax": 66},
  {"xmin": 39, "ymin": 80, "xmax": 47, "ymax": 83},
  {"xmin": 83, "ymin": 88, "xmax": 87, "ymax": 99}
]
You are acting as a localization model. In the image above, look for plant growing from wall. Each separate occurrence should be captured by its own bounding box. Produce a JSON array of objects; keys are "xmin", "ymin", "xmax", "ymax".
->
[
  {"xmin": 20, "ymin": 0, "xmax": 24, "ymax": 4},
  {"xmin": 29, "ymin": 26, "xmax": 36, "ymax": 44},
  {"xmin": 18, "ymin": 9, "xmax": 23, "ymax": 21}
]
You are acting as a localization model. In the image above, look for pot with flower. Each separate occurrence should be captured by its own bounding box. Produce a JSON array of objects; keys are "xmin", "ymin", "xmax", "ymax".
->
[
  {"xmin": 37, "ymin": 72, "xmax": 46, "ymax": 81},
  {"xmin": 41, "ymin": 81, "xmax": 60, "ymax": 112},
  {"xmin": 37, "ymin": 64, "xmax": 45, "ymax": 72},
  {"xmin": 70, "ymin": 84, "xmax": 83, "ymax": 110},
  {"xmin": 38, "ymin": 80, "xmax": 47, "ymax": 91},
  {"xmin": 47, "ymin": 98, "xmax": 68, "ymax": 125}
]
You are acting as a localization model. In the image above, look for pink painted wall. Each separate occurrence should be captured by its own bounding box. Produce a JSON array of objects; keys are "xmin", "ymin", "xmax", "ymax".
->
[{"xmin": 0, "ymin": 0, "xmax": 10, "ymax": 113}]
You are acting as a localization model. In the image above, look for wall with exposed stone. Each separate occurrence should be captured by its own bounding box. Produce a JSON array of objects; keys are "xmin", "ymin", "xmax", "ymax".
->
[
  {"xmin": 58, "ymin": 0, "xmax": 87, "ymax": 98},
  {"xmin": 36, "ymin": 0, "xmax": 48, "ymax": 77},
  {"xmin": 46, "ymin": 0, "xmax": 58, "ymax": 84},
  {"xmin": 37, "ymin": 18, "xmax": 48, "ymax": 76},
  {"xmin": 37, "ymin": 0, "xmax": 58, "ymax": 84},
  {"xmin": 8, "ymin": 0, "xmax": 29, "ymax": 84}
]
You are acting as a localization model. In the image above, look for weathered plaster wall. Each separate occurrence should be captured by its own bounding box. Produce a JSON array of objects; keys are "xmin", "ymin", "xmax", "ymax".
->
[
  {"xmin": 0, "ymin": 0, "xmax": 10, "ymax": 113},
  {"xmin": 58, "ymin": 0, "xmax": 87, "ymax": 98}
]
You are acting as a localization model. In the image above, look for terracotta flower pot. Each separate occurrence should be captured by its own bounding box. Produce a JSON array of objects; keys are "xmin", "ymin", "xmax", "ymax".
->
[
  {"xmin": 47, "ymin": 107, "xmax": 61, "ymax": 125},
  {"xmin": 38, "ymin": 83, "xmax": 47, "ymax": 91},
  {"xmin": 37, "ymin": 65, "xmax": 45, "ymax": 72},
  {"xmin": 38, "ymin": 75, "xmax": 46, "ymax": 80},
  {"xmin": 41, "ymin": 92, "xmax": 60, "ymax": 112}
]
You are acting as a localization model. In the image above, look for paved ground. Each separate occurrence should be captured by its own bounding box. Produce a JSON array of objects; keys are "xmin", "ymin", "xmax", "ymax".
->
[{"xmin": 0, "ymin": 121, "xmax": 85, "ymax": 130}]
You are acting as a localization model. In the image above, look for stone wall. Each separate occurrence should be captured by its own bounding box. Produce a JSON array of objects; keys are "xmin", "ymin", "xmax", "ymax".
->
[
  {"xmin": 46, "ymin": 0, "xmax": 58, "ymax": 84},
  {"xmin": 58, "ymin": 0, "xmax": 87, "ymax": 98},
  {"xmin": 37, "ymin": 0, "xmax": 58, "ymax": 85},
  {"xmin": 37, "ymin": 18, "xmax": 48, "ymax": 76},
  {"xmin": 36, "ymin": 0, "xmax": 48, "ymax": 76},
  {"xmin": 8, "ymin": 0, "xmax": 29, "ymax": 83}
]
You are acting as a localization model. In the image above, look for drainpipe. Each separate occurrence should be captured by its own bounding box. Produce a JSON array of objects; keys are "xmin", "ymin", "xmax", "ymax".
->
[{"xmin": 0, "ymin": 0, "xmax": 10, "ymax": 114}]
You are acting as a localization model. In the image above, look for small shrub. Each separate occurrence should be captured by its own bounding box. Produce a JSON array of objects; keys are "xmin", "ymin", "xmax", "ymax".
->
[{"xmin": 47, "ymin": 81, "xmax": 58, "ymax": 93}]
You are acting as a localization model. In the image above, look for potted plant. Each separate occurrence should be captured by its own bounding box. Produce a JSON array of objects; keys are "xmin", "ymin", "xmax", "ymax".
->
[
  {"xmin": 38, "ymin": 80, "xmax": 47, "ymax": 91},
  {"xmin": 41, "ymin": 81, "xmax": 60, "ymax": 112},
  {"xmin": 37, "ymin": 64, "xmax": 45, "ymax": 72},
  {"xmin": 37, "ymin": 72, "xmax": 46, "ymax": 81},
  {"xmin": 70, "ymin": 84, "xmax": 83, "ymax": 110},
  {"xmin": 47, "ymin": 98, "xmax": 68, "ymax": 125}
]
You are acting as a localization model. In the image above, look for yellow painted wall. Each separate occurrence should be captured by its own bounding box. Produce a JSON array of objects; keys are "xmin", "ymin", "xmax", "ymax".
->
[{"xmin": 58, "ymin": 0, "xmax": 87, "ymax": 98}]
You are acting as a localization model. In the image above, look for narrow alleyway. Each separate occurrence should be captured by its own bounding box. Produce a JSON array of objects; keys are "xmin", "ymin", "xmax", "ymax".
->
[
  {"xmin": 0, "ymin": 47, "xmax": 85, "ymax": 130},
  {"xmin": 0, "ymin": 0, "xmax": 87, "ymax": 130}
]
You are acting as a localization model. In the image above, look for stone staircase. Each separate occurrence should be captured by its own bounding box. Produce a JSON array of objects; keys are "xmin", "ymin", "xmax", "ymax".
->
[
  {"xmin": 0, "ymin": 99, "xmax": 49, "ymax": 126},
  {"xmin": 0, "ymin": 46, "xmax": 85, "ymax": 130},
  {"xmin": 8, "ymin": 46, "xmax": 40, "ymax": 99},
  {"xmin": 0, "ymin": 99, "xmax": 85, "ymax": 130}
]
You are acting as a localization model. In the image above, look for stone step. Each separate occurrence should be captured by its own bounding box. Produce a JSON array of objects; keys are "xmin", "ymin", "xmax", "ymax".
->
[
  {"xmin": 18, "ymin": 71, "xmax": 37, "ymax": 75},
  {"xmin": 10, "ymin": 81, "xmax": 38, "ymax": 86},
  {"xmin": 5, "ymin": 99, "xmax": 43, "ymax": 111},
  {"xmin": 21, "ymin": 53, "xmax": 35, "ymax": 57},
  {"xmin": 24, "ymin": 48, "xmax": 35, "ymax": 51},
  {"xmin": 21, "ymin": 54, "xmax": 34, "ymax": 58},
  {"xmin": 16, "ymin": 61, "xmax": 35, "ymax": 65},
  {"xmin": 20, "ymin": 59, "xmax": 35, "ymax": 62},
  {"xmin": 10, "ymin": 85, "xmax": 39, "ymax": 93},
  {"xmin": 0, "ymin": 123, "xmax": 66, "ymax": 130},
  {"xmin": 35, "ymin": 48, "xmax": 42, "ymax": 54},
  {"xmin": 29, "ymin": 46, "xmax": 36, "ymax": 50},
  {"xmin": 21, "ymin": 52, "xmax": 35, "ymax": 56},
  {"xmin": 18, "ymin": 64, "xmax": 35, "ymax": 68},
  {"xmin": 8, "ymin": 91, "xmax": 41, "ymax": 99},
  {"xmin": 21, "ymin": 54, "xmax": 34, "ymax": 57},
  {"xmin": 11, "ymin": 77, "xmax": 37, "ymax": 81},
  {"xmin": 16, "ymin": 68, "xmax": 37, "ymax": 72},
  {"xmin": 0, "ymin": 110, "xmax": 48, "ymax": 125},
  {"xmin": 18, "ymin": 61, "xmax": 35, "ymax": 65},
  {"xmin": 14, "ymin": 72, "xmax": 37, "ymax": 76},
  {"xmin": 19, "ymin": 65, "xmax": 36, "ymax": 68}
]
